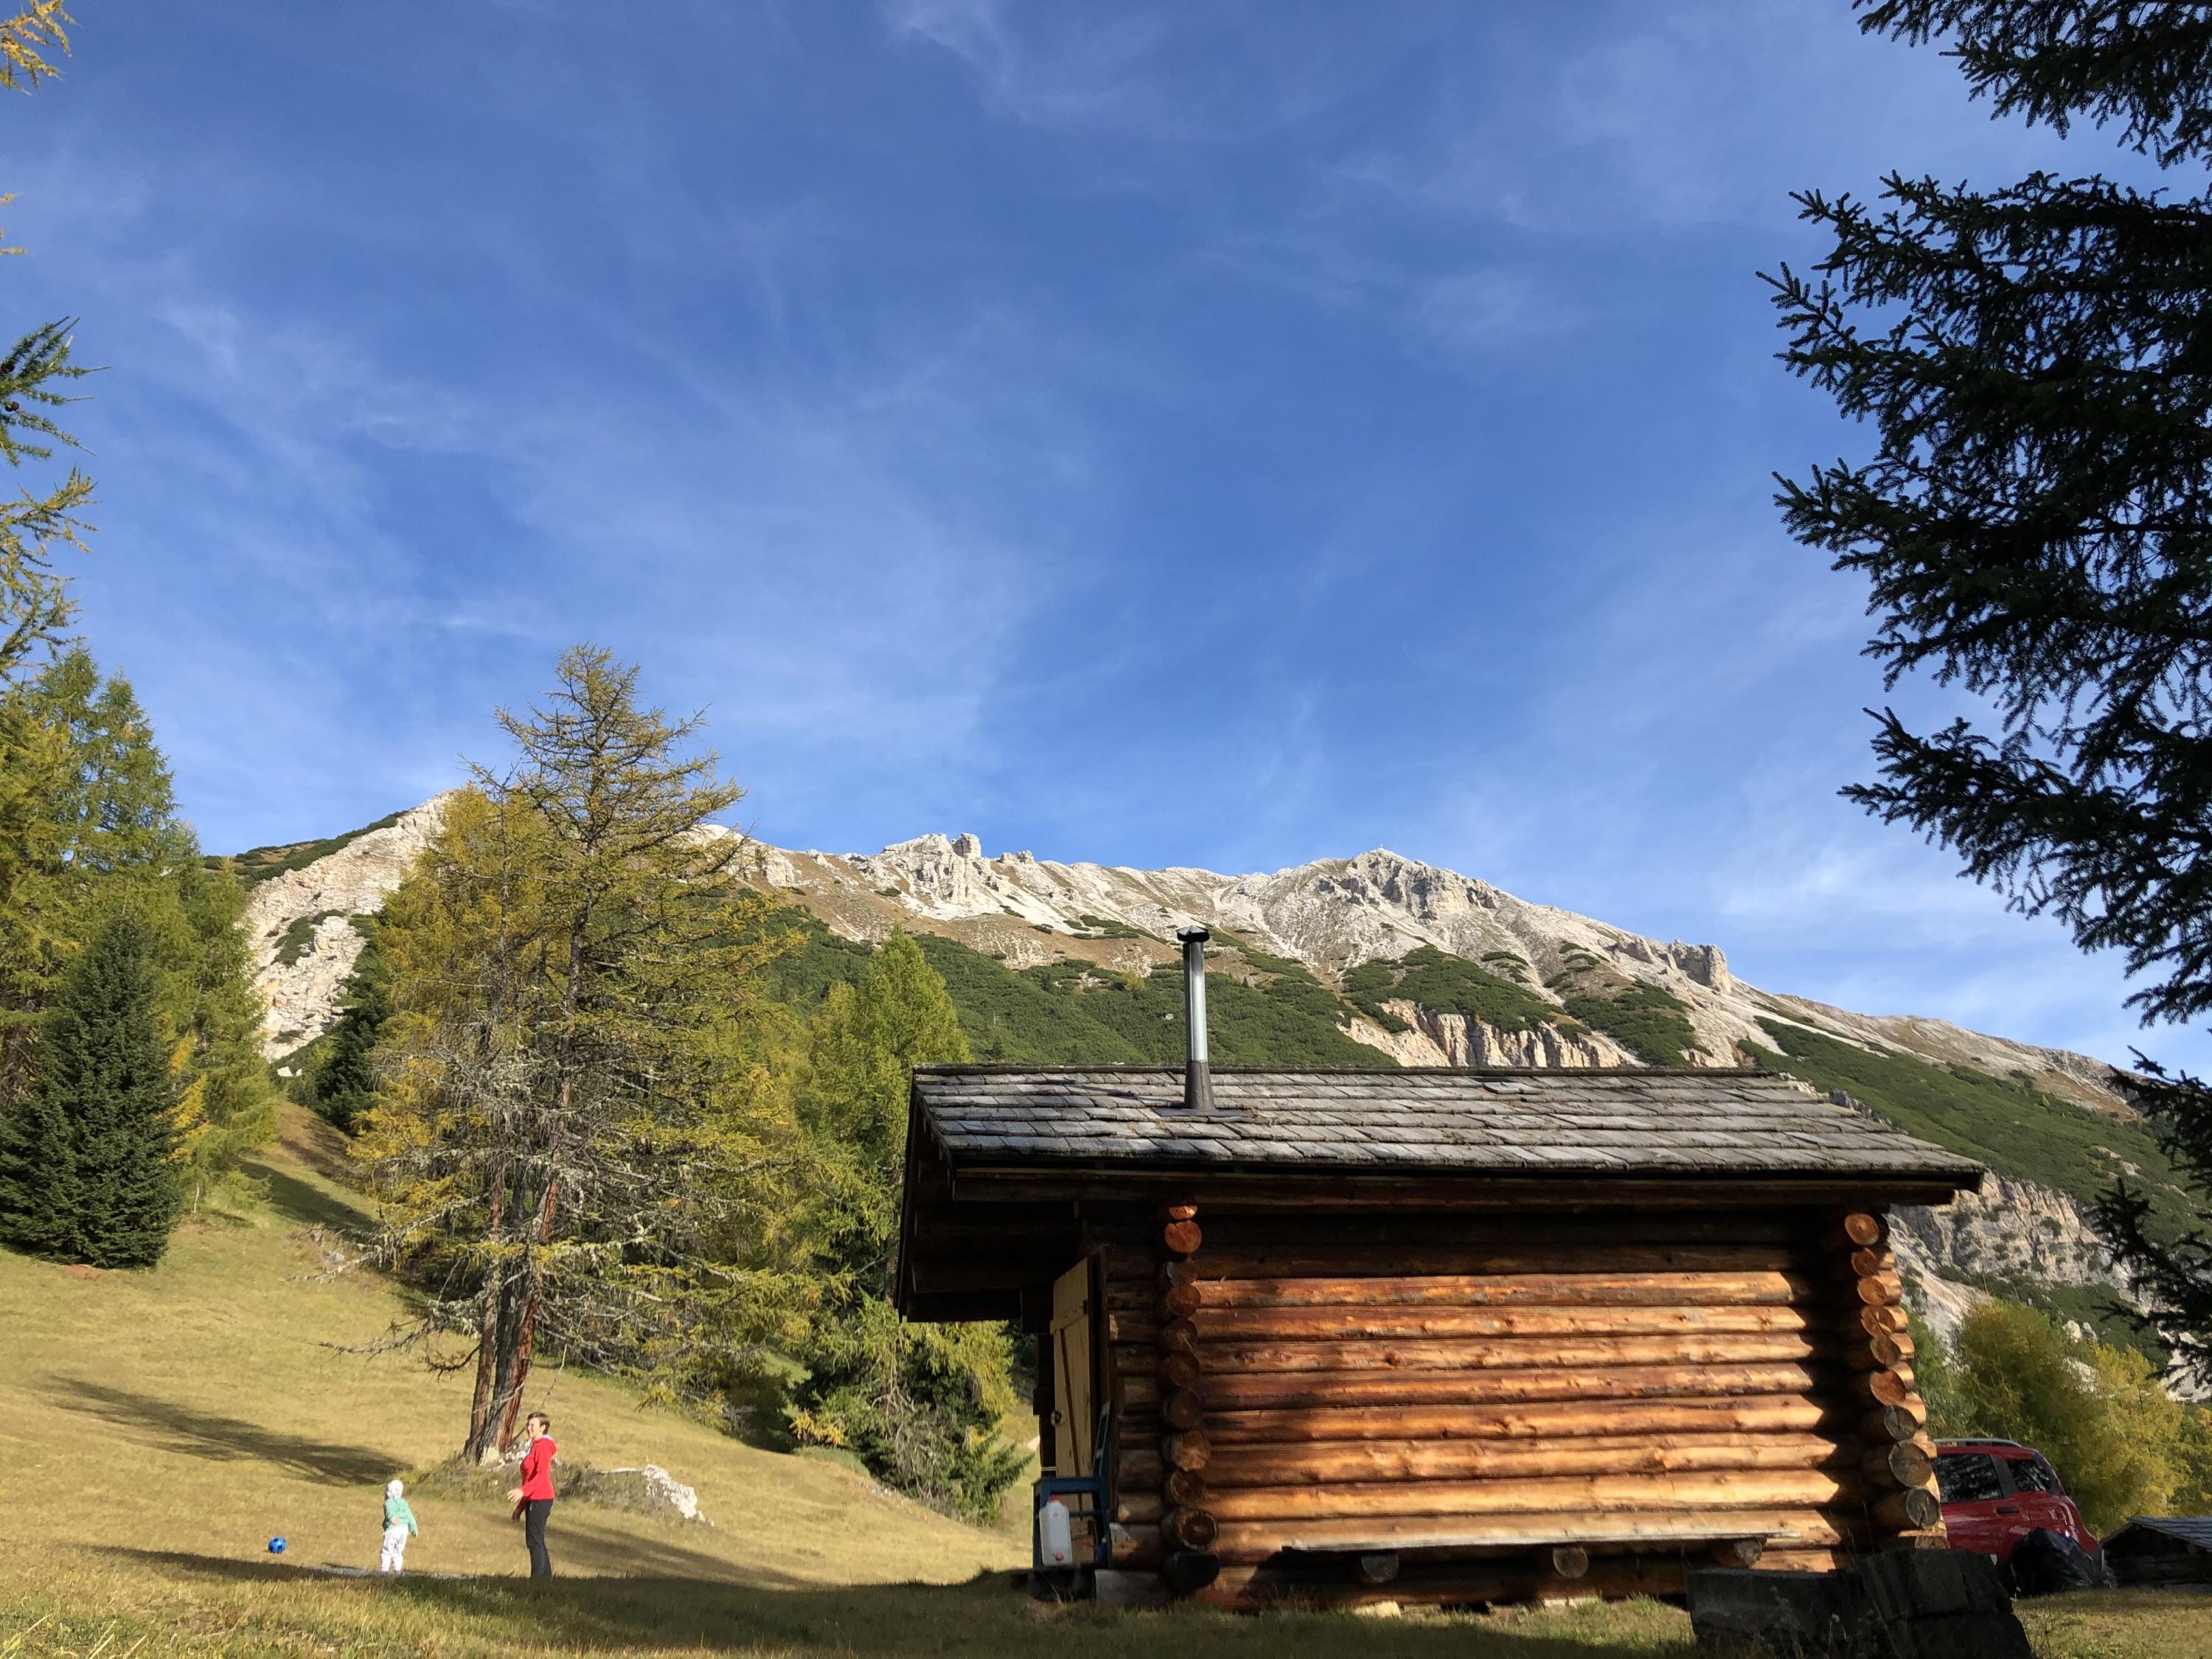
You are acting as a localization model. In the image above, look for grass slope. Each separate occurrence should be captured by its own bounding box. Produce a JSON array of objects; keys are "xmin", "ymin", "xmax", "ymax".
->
[
  {"xmin": 0, "ymin": 1107, "xmax": 1020, "ymax": 1599},
  {"xmin": 0, "ymin": 1108, "xmax": 1722, "ymax": 1655}
]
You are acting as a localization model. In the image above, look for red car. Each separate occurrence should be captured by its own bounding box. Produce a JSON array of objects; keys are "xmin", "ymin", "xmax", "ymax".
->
[{"xmin": 1933, "ymin": 1439, "xmax": 2100, "ymax": 1565}]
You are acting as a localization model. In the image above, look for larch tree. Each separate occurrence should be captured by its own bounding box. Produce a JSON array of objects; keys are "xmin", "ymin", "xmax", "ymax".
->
[
  {"xmin": 0, "ymin": 910, "xmax": 178, "ymax": 1267},
  {"xmin": 1, "ymin": 1, "xmax": 91, "ymax": 681},
  {"xmin": 0, "ymin": 1, "xmax": 91, "ymax": 1101},
  {"xmin": 361, "ymin": 647, "xmax": 802, "ymax": 1462},
  {"xmin": 1944, "ymin": 1300, "xmax": 2185, "ymax": 1534},
  {"xmin": 1769, "ymin": 1, "xmax": 2212, "ymax": 1380}
]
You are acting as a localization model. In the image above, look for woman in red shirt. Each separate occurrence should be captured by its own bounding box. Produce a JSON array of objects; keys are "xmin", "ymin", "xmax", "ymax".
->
[{"xmin": 505, "ymin": 1412, "xmax": 557, "ymax": 1577}]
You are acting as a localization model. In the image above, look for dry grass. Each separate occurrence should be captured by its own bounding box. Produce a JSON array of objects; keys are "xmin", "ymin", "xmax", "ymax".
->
[
  {"xmin": 0, "ymin": 1550, "xmax": 1712, "ymax": 1658},
  {"xmin": 2014, "ymin": 1588, "xmax": 2212, "ymax": 1659},
  {"xmin": 0, "ymin": 1107, "xmax": 2199, "ymax": 1656},
  {"xmin": 0, "ymin": 1107, "xmax": 1020, "ymax": 1593}
]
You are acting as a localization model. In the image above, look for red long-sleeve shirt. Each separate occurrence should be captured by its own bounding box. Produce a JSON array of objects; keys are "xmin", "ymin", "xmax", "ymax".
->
[{"xmin": 518, "ymin": 1435, "xmax": 557, "ymax": 1501}]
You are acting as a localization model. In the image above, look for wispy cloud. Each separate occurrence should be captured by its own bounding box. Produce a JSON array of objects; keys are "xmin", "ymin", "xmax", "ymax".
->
[
  {"xmin": 1415, "ymin": 267, "xmax": 1582, "ymax": 358},
  {"xmin": 881, "ymin": 0, "xmax": 1441, "ymax": 145},
  {"xmin": 1340, "ymin": 0, "xmax": 2114, "ymax": 234}
]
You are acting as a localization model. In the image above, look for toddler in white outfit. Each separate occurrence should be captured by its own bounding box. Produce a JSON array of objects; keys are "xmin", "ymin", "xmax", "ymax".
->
[{"xmin": 380, "ymin": 1478, "xmax": 420, "ymax": 1573}]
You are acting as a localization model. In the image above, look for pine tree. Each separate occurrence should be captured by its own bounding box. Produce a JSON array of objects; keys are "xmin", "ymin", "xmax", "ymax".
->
[
  {"xmin": 796, "ymin": 929, "xmax": 966, "ymax": 1175},
  {"xmin": 1771, "ymin": 3, "xmax": 2212, "ymax": 1382},
  {"xmin": 0, "ymin": 911, "xmax": 178, "ymax": 1267},
  {"xmin": 162, "ymin": 859, "xmax": 279, "ymax": 1200},
  {"xmin": 306, "ymin": 933, "xmax": 388, "ymax": 1133},
  {"xmin": 0, "ymin": 653, "xmax": 276, "ymax": 1187}
]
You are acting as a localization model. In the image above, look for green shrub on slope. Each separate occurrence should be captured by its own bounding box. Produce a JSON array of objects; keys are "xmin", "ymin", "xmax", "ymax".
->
[
  {"xmin": 1747, "ymin": 1018, "xmax": 2191, "ymax": 1234},
  {"xmin": 1343, "ymin": 946, "xmax": 1554, "ymax": 1037},
  {"xmin": 916, "ymin": 939, "xmax": 1147, "ymax": 1063},
  {"xmin": 924, "ymin": 941, "xmax": 1385, "ymax": 1068},
  {"xmin": 1561, "ymin": 983, "xmax": 1700, "ymax": 1069}
]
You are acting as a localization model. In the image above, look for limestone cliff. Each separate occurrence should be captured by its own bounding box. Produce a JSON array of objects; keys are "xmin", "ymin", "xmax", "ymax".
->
[{"xmin": 241, "ymin": 796, "xmax": 451, "ymax": 1057}]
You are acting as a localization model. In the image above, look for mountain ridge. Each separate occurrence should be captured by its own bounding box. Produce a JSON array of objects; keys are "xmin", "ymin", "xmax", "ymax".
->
[{"xmin": 236, "ymin": 793, "xmax": 2129, "ymax": 1110}]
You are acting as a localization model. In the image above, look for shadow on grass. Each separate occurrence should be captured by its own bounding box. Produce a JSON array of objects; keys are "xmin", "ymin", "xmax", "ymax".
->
[
  {"xmin": 239, "ymin": 1156, "xmax": 371, "ymax": 1231},
  {"xmin": 46, "ymin": 1378, "xmax": 404, "ymax": 1485},
  {"xmin": 512, "ymin": 1510, "xmax": 825, "ymax": 1590},
  {"xmin": 274, "ymin": 1107, "xmax": 359, "ymax": 1186},
  {"xmin": 94, "ymin": 1548, "xmax": 1694, "ymax": 1656}
]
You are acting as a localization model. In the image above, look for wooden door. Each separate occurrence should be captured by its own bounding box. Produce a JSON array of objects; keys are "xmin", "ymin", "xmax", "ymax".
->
[{"xmin": 1048, "ymin": 1256, "xmax": 1098, "ymax": 1483}]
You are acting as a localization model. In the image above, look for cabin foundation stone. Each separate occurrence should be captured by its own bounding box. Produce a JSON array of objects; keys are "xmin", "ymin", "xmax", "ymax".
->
[{"xmin": 1686, "ymin": 1551, "xmax": 2031, "ymax": 1658}]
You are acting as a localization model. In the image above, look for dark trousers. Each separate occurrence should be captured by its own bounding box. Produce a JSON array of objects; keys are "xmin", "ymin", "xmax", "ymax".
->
[{"xmin": 524, "ymin": 1498, "xmax": 554, "ymax": 1577}]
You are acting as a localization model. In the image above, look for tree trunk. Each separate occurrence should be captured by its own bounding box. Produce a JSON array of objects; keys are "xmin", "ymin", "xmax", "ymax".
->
[
  {"xmin": 462, "ymin": 1158, "xmax": 513, "ymax": 1464},
  {"xmin": 493, "ymin": 1172, "xmax": 562, "ymax": 1453}
]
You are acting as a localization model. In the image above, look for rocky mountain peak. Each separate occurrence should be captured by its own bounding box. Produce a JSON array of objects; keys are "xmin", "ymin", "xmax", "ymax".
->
[{"xmin": 237, "ymin": 798, "xmax": 2112, "ymax": 1123}]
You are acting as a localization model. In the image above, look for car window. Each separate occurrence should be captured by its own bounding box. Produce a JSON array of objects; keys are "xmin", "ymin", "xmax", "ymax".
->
[
  {"xmin": 1935, "ymin": 1453, "xmax": 2006, "ymax": 1503},
  {"xmin": 2008, "ymin": 1455, "xmax": 2063, "ymax": 1495}
]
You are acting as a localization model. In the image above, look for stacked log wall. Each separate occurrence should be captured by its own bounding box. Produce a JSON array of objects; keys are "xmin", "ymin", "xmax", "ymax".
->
[{"xmin": 1098, "ymin": 1206, "xmax": 1917, "ymax": 1607}]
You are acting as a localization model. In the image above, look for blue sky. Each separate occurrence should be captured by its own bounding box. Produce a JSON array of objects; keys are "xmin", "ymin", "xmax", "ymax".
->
[{"xmin": 4, "ymin": 1, "xmax": 2193, "ymax": 1069}]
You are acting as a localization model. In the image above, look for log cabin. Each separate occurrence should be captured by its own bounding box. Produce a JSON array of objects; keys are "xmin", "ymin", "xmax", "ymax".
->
[{"xmin": 894, "ymin": 927, "xmax": 1983, "ymax": 1608}]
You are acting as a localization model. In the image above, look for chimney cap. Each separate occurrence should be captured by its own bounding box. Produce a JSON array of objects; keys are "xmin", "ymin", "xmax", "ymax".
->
[{"xmin": 1175, "ymin": 924, "xmax": 1211, "ymax": 944}]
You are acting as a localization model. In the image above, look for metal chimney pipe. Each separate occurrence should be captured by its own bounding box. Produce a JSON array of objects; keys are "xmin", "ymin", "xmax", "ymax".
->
[{"xmin": 1176, "ymin": 925, "xmax": 1214, "ymax": 1111}]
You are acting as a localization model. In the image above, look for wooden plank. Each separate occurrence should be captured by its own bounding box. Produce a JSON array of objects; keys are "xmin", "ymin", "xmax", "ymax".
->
[
  {"xmin": 1208, "ymin": 1508, "xmax": 1851, "ymax": 1562},
  {"xmin": 1203, "ymin": 1431, "xmax": 1854, "ymax": 1487},
  {"xmin": 1197, "ymin": 1211, "xmax": 1810, "ymax": 1248},
  {"xmin": 904, "ymin": 1257, "xmax": 1062, "ymax": 1294},
  {"xmin": 1194, "ymin": 1304, "xmax": 1815, "ymax": 1341},
  {"xmin": 1200, "ymin": 1332, "xmax": 1825, "ymax": 1372},
  {"xmin": 1167, "ymin": 1361, "xmax": 1831, "ymax": 1416},
  {"xmin": 1205, "ymin": 1469, "xmax": 1856, "ymax": 1522},
  {"xmin": 1197, "ymin": 1393, "xmax": 1837, "ymax": 1445},
  {"xmin": 1050, "ymin": 1257, "xmax": 1096, "ymax": 1489},
  {"xmin": 900, "ymin": 1289, "xmax": 1024, "ymax": 1322},
  {"xmin": 1198, "ymin": 1269, "xmax": 1811, "ymax": 1310},
  {"xmin": 1196, "ymin": 1243, "xmax": 1807, "ymax": 1279}
]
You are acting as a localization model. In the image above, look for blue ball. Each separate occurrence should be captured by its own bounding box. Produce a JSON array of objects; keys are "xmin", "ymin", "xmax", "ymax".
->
[{"xmin": 268, "ymin": 1537, "xmax": 287, "ymax": 1554}]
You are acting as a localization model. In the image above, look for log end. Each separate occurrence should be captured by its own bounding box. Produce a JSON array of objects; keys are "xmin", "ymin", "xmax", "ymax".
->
[
  {"xmin": 1163, "ymin": 1550, "xmax": 1220, "ymax": 1597},
  {"xmin": 1356, "ymin": 1551, "xmax": 1401, "ymax": 1585},
  {"xmin": 1162, "ymin": 1506, "xmax": 1220, "ymax": 1551}
]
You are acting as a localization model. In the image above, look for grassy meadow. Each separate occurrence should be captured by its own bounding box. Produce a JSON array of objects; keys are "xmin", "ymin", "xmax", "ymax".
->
[{"xmin": 0, "ymin": 1107, "xmax": 2202, "ymax": 1656}]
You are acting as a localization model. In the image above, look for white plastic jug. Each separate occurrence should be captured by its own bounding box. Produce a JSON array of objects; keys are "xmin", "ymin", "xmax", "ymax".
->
[{"xmin": 1039, "ymin": 1496, "xmax": 1074, "ymax": 1567}]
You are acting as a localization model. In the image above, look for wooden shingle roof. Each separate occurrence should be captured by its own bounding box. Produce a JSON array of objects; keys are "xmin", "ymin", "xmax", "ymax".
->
[{"xmin": 911, "ymin": 1065, "xmax": 1982, "ymax": 1186}]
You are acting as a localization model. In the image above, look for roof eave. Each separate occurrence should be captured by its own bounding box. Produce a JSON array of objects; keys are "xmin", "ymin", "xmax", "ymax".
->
[{"xmin": 942, "ymin": 1157, "xmax": 1980, "ymax": 1208}]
